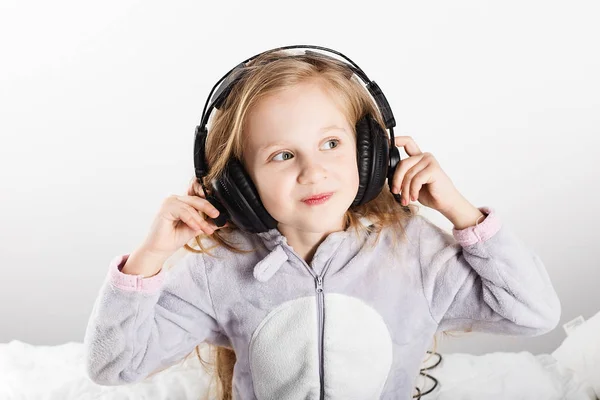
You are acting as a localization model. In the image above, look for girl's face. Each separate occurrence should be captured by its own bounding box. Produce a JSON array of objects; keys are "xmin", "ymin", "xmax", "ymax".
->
[{"xmin": 242, "ymin": 81, "xmax": 360, "ymax": 235}]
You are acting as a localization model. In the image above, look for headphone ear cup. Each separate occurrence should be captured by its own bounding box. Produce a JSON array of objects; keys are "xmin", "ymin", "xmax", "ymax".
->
[
  {"xmin": 353, "ymin": 115, "xmax": 372, "ymax": 206},
  {"xmin": 352, "ymin": 114, "xmax": 389, "ymax": 206},
  {"xmin": 211, "ymin": 158, "xmax": 277, "ymax": 233},
  {"xmin": 387, "ymin": 145, "xmax": 401, "ymax": 192},
  {"xmin": 227, "ymin": 159, "xmax": 278, "ymax": 232}
]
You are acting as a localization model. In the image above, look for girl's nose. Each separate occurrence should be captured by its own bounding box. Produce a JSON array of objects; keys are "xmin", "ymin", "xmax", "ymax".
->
[{"xmin": 297, "ymin": 159, "xmax": 328, "ymax": 185}]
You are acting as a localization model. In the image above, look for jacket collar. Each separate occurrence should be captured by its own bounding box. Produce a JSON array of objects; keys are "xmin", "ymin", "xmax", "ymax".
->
[{"xmin": 253, "ymin": 217, "xmax": 373, "ymax": 282}]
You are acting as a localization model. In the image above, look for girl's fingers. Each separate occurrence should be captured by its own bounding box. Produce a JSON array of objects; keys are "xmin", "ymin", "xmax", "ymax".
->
[
  {"xmin": 182, "ymin": 204, "xmax": 215, "ymax": 234},
  {"xmin": 389, "ymin": 136, "xmax": 426, "ymax": 202},
  {"xmin": 409, "ymin": 166, "xmax": 433, "ymax": 202},
  {"xmin": 390, "ymin": 154, "xmax": 422, "ymax": 194},
  {"xmin": 177, "ymin": 206, "xmax": 205, "ymax": 232},
  {"xmin": 175, "ymin": 195, "xmax": 220, "ymax": 218},
  {"xmin": 401, "ymin": 158, "xmax": 429, "ymax": 205},
  {"xmin": 391, "ymin": 136, "xmax": 423, "ymax": 157}
]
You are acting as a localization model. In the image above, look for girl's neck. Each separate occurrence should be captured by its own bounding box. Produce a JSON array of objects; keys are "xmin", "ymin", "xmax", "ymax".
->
[{"xmin": 277, "ymin": 220, "xmax": 349, "ymax": 265}]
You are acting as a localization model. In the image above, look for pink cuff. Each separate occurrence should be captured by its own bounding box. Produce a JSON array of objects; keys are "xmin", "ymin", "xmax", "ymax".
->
[
  {"xmin": 452, "ymin": 206, "xmax": 502, "ymax": 246},
  {"xmin": 108, "ymin": 254, "xmax": 166, "ymax": 293}
]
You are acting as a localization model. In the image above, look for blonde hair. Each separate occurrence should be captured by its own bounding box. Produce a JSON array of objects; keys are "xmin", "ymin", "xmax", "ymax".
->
[{"xmin": 180, "ymin": 50, "xmax": 453, "ymax": 399}]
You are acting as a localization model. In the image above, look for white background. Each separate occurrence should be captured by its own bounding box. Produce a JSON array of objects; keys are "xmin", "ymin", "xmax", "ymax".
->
[{"xmin": 1, "ymin": 0, "xmax": 598, "ymax": 356}]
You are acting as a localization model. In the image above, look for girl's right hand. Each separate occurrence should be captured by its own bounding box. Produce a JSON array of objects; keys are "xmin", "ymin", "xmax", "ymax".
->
[{"xmin": 139, "ymin": 179, "xmax": 229, "ymax": 258}]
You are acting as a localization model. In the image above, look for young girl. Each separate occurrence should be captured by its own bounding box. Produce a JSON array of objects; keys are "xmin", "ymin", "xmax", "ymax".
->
[{"xmin": 84, "ymin": 46, "xmax": 561, "ymax": 400}]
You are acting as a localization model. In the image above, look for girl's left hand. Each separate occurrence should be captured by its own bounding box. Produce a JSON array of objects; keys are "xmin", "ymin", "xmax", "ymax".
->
[{"xmin": 389, "ymin": 136, "xmax": 464, "ymax": 214}]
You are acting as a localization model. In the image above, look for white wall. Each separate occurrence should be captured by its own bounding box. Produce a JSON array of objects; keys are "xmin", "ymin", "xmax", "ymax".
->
[{"xmin": 1, "ymin": 0, "xmax": 599, "ymax": 356}]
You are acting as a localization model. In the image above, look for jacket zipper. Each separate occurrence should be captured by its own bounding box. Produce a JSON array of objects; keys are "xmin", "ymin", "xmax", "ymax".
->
[
  {"xmin": 290, "ymin": 249, "xmax": 340, "ymax": 400},
  {"xmin": 316, "ymin": 273, "xmax": 325, "ymax": 400}
]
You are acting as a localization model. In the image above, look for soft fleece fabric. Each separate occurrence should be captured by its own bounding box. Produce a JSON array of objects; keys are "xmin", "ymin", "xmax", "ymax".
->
[{"xmin": 84, "ymin": 207, "xmax": 561, "ymax": 399}]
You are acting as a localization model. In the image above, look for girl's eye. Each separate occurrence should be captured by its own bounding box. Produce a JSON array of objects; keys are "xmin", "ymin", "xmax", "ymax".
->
[
  {"xmin": 272, "ymin": 151, "xmax": 293, "ymax": 162},
  {"xmin": 271, "ymin": 139, "xmax": 340, "ymax": 162},
  {"xmin": 323, "ymin": 138, "xmax": 340, "ymax": 150}
]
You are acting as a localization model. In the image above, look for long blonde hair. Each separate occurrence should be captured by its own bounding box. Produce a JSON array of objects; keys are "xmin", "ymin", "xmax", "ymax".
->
[{"xmin": 180, "ymin": 49, "xmax": 451, "ymax": 399}]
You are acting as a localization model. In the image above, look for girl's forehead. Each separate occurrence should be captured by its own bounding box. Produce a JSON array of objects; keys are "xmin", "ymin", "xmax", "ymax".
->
[
  {"xmin": 241, "ymin": 80, "xmax": 355, "ymax": 152},
  {"xmin": 247, "ymin": 84, "xmax": 347, "ymax": 125}
]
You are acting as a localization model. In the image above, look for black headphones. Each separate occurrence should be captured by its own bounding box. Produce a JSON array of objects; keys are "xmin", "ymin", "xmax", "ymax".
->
[{"xmin": 194, "ymin": 45, "xmax": 403, "ymax": 233}]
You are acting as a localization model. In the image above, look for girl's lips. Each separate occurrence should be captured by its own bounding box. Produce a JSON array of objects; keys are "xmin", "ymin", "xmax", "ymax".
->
[{"xmin": 301, "ymin": 192, "xmax": 333, "ymax": 205}]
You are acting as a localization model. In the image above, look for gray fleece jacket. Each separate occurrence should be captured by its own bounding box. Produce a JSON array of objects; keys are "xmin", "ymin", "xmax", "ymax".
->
[{"xmin": 83, "ymin": 206, "xmax": 561, "ymax": 399}]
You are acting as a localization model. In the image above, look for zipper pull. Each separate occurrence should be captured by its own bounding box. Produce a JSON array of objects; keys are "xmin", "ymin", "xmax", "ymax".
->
[{"xmin": 316, "ymin": 275, "xmax": 323, "ymax": 293}]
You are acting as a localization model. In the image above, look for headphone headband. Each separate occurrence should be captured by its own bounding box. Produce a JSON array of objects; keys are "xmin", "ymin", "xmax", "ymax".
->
[{"xmin": 197, "ymin": 45, "xmax": 396, "ymax": 132}]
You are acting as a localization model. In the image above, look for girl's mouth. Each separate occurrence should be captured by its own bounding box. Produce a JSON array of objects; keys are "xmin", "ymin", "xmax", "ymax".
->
[{"xmin": 301, "ymin": 192, "xmax": 333, "ymax": 205}]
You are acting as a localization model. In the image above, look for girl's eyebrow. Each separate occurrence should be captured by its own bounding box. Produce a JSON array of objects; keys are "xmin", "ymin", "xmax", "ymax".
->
[{"xmin": 257, "ymin": 125, "xmax": 346, "ymax": 153}]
